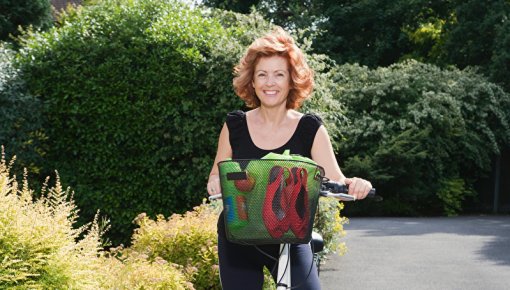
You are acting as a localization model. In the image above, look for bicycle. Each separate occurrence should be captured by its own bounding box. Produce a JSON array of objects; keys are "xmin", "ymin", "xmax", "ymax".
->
[{"xmin": 209, "ymin": 158, "xmax": 378, "ymax": 289}]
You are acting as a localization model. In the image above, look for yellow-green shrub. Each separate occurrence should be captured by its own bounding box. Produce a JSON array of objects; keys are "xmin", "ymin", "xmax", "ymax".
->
[
  {"xmin": 131, "ymin": 202, "xmax": 221, "ymax": 289},
  {"xmin": 0, "ymin": 150, "xmax": 107, "ymax": 289},
  {"xmin": 100, "ymin": 249, "xmax": 194, "ymax": 290},
  {"xmin": 314, "ymin": 198, "xmax": 349, "ymax": 261}
]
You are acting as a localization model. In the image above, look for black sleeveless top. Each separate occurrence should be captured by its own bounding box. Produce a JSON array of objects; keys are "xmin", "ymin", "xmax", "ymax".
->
[{"xmin": 226, "ymin": 110, "xmax": 323, "ymax": 159}]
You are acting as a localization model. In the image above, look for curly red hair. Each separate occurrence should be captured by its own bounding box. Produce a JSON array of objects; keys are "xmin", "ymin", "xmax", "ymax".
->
[{"xmin": 233, "ymin": 27, "xmax": 314, "ymax": 109}]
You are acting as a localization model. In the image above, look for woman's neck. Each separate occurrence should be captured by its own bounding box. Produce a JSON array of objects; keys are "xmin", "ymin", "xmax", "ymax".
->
[{"xmin": 256, "ymin": 105, "xmax": 289, "ymax": 125}]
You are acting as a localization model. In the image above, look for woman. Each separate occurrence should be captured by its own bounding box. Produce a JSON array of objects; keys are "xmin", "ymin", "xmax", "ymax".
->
[{"xmin": 207, "ymin": 27, "xmax": 372, "ymax": 289}]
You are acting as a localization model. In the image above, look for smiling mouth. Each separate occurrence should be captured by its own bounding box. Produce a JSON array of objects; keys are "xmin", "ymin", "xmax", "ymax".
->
[{"xmin": 264, "ymin": 90, "xmax": 278, "ymax": 95}]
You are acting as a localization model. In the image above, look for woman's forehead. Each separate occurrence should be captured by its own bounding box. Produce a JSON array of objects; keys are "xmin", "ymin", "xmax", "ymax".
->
[{"xmin": 255, "ymin": 55, "xmax": 289, "ymax": 71}]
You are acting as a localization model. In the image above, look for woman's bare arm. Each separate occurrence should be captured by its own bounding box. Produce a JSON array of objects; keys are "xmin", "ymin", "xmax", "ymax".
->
[
  {"xmin": 311, "ymin": 126, "xmax": 371, "ymax": 199},
  {"xmin": 207, "ymin": 123, "xmax": 232, "ymax": 195}
]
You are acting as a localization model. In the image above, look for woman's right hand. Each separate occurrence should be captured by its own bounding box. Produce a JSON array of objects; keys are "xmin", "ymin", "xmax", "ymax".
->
[{"xmin": 207, "ymin": 174, "xmax": 221, "ymax": 196}]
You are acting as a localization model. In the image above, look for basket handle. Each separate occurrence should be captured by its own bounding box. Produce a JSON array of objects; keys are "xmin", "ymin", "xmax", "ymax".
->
[{"xmin": 226, "ymin": 171, "xmax": 248, "ymax": 180}]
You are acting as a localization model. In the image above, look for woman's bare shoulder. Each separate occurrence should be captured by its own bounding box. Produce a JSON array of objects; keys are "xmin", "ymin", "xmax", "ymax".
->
[{"xmin": 289, "ymin": 109, "xmax": 304, "ymax": 120}]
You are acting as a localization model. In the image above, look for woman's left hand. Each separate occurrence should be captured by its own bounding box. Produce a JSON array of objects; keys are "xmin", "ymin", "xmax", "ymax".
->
[{"xmin": 344, "ymin": 177, "xmax": 372, "ymax": 200}]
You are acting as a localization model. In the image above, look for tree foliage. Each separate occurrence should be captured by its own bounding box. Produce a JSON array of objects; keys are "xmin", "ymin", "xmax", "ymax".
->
[
  {"xmin": 203, "ymin": 0, "xmax": 455, "ymax": 67},
  {"xmin": 312, "ymin": 0, "xmax": 455, "ymax": 67},
  {"xmin": 0, "ymin": 0, "xmax": 54, "ymax": 42},
  {"xmin": 436, "ymin": 0, "xmax": 510, "ymax": 91},
  {"xmin": 201, "ymin": 0, "xmax": 259, "ymax": 14},
  {"xmin": 438, "ymin": 0, "xmax": 508, "ymax": 68},
  {"xmin": 489, "ymin": 18, "xmax": 510, "ymax": 91},
  {"xmin": 202, "ymin": 0, "xmax": 326, "ymax": 36}
]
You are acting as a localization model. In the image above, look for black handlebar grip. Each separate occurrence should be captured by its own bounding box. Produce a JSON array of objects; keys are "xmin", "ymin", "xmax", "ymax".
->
[
  {"xmin": 322, "ymin": 181, "xmax": 348, "ymax": 193},
  {"xmin": 322, "ymin": 181, "xmax": 377, "ymax": 197}
]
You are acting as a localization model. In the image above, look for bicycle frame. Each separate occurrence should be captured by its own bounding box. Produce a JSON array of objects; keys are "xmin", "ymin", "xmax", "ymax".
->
[{"xmin": 277, "ymin": 243, "xmax": 291, "ymax": 289}]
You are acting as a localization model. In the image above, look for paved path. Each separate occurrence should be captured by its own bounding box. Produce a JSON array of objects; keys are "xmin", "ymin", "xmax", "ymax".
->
[{"xmin": 320, "ymin": 216, "xmax": 510, "ymax": 290}]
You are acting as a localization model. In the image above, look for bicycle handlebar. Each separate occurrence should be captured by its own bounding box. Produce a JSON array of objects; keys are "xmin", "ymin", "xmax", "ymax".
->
[
  {"xmin": 209, "ymin": 180, "xmax": 380, "ymax": 202},
  {"xmin": 209, "ymin": 193, "xmax": 222, "ymax": 201}
]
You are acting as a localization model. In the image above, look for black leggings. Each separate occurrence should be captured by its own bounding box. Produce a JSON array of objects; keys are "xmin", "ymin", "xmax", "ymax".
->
[{"xmin": 217, "ymin": 214, "xmax": 321, "ymax": 290}]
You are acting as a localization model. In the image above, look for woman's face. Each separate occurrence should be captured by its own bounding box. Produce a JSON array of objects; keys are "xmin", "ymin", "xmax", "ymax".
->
[{"xmin": 252, "ymin": 55, "xmax": 291, "ymax": 109}]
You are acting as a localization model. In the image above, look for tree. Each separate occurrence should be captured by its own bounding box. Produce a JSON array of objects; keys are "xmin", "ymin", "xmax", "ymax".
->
[
  {"xmin": 312, "ymin": 0, "xmax": 455, "ymax": 67},
  {"xmin": 435, "ymin": 0, "xmax": 510, "ymax": 91},
  {"xmin": 201, "ymin": 0, "xmax": 259, "ymax": 13},
  {"xmin": 0, "ymin": 0, "xmax": 53, "ymax": 42},
  {"xmin": 489, "ymin": 18, "xmax": 510, "ymax": 91},
  {"xmin": 203, "ymin": 0, "xmax": 325, "ymax": 35}
]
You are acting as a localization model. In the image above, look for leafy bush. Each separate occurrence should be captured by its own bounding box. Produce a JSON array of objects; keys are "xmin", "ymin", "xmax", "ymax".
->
[
  {"xmin": 0, "ymin": 0, "xmax": 53, "ymax": 42},
  {"xmin": 0, "ymin": 46, "xmax": 46, "ymax": 179},
  {"xmin": 15, "ymin": 0, "xmax": 345, "ymax": 245},
  {"xmin": 332, "ymin": 60, "xmax": 510, "ymax": 216},
  {"xmin": 16, "ymin": 0, "xmax": 237, "ymax": 245},
  {"xmin": 436, "ymin": 178, "xmax": 473, "ymax": 216}
]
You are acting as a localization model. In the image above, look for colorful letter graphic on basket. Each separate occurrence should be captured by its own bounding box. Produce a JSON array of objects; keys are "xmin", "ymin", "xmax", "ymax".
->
[
  {"xmin": 223, "ymin": 161, "xmax": 249, "ymax": 229},
  {"xmin": 263, "ymin": 165, "xmax": 309, "ymax": 239}
]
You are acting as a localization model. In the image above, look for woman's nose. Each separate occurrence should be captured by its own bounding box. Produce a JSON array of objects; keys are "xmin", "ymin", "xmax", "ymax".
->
[{"xmin": 265, "ymin": 76, "xmax": 276, "ymax": 86}]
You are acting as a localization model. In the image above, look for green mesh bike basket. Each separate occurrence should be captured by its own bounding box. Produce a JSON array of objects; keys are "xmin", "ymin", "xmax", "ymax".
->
[{"xmin": 218, "ymin": 159, "xmax": 325, "ymax": 245}]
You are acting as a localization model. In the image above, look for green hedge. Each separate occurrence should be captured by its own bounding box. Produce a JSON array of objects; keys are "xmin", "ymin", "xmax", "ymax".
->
[
  {"xmin": 17, "ymin": 0, "xmax": 234, "ymax": 245},
  {"xmin": 16, "ymin": 0, "xmax": 344, "ymax": 244},
  {"xmin": 332, "ymin": 60, "xmax": 510, "ymax": 216}
]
